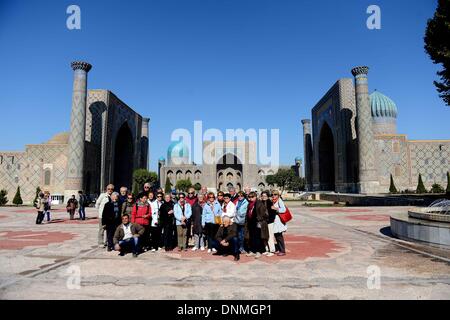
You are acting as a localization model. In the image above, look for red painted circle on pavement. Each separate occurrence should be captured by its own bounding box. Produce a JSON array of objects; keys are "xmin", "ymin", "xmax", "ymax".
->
[
  {"xmin": 345, "ymin": 214, "xmax": 390, "ymax": 221},
  {"xmin": 312, "ymin": 208, "xmax": 374, "ymax": 213},
  {"xmin": 0, "ymin": 231, "xmax": 76, "ymax": 250},
  {"xmin": 164, "ymin": 234, "xmax": 343, "ymax": 263}
]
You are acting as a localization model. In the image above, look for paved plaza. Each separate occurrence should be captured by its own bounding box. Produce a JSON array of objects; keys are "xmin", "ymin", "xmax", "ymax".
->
[{"xmin": 0, "ymin": 202, "xmax": 449, "ymax": 300}]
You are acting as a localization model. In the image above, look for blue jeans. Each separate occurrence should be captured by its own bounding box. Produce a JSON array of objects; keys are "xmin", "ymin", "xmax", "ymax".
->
[
  {"xmin": 79, "ymin": 206, "xmax": 86, "ymax": 220},
  {"xmin": 45, "ymin": 210, "xmax": 51, "ymax": 221},
  {"xmin": 236, "ymin": 224, "xmax": 245, "ymax": 252},
  {"xmin": 118, "ymin": 237, "xmax": 140, "ymax": 255}
]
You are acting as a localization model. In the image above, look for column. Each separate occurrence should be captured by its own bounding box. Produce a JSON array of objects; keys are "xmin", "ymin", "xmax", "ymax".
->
[
  {"xmin": 140, "ymin": 117, "xmax": 150, "ymax": 169},
  {"xmin": 301, "ymin": 119, "xmax": 313, "ymax": 191},
  {"xmin": 351, "ymin": 66, "xmax": 379, "ymax": 194},
  {"xmin": 64, "ymin": 61, "xmax": 92, "ymax": 200}
]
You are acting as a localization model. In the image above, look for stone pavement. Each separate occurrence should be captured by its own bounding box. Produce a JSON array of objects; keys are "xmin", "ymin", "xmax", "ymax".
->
[{"xmin": 0, "ymin": 203, "xmax": 449, "ymax": 300}]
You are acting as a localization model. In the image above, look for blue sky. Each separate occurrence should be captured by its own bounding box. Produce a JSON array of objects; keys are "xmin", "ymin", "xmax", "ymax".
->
[{"xmin": 0, "ymin": 0, "xmax": 448, "ymax": 172}]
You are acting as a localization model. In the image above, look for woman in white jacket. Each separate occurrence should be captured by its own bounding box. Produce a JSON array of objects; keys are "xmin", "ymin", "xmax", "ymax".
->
[{"xmin": 271, "ymin": 190, "xmax": 288, "ymax": 256}]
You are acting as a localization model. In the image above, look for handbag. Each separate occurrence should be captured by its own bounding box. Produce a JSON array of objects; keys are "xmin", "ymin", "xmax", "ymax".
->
[{"xmin": 278, "ymin": 206, "xmax": 293, "ymax": 224}]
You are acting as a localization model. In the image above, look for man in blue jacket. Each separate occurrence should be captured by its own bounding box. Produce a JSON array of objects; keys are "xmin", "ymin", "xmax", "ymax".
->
[{"xmin": 174, "ymin": 193, "xmax": 192, "ymax": 251}]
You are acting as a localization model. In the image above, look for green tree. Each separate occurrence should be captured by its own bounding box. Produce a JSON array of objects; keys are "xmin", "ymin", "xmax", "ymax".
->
[
  {"xmin": 431, "ymin": 183, "xmax": 445, "ymax": 193},
  {"xmin": 12, "ymin": 186, "xmax": 23, "ymax": 206},
  {"xmin": 176, "ymin": 179, "xmax": 192, "ymax": 192},
  {"xmin": 389, "ymin": 174, "xmax": 398, "ymax": 194},
  {"xmin": 416, "ymin": 174, "xmax": 427, "ymax": 194},
  {"xmin": 164, "ymin": 178, "xmax": 172, "ymax": 194},
  {"xmin": 132, "ymin": 169, "xmax": 158, "ymax": 194},
  {"xmin": 424, "ymin": 0, "xmax": 450, "ymax": 106},
  {"xmin": 0, "ymin": 189, "xmax": 8, "ymax": 206},
  {"xmin": 194, "ymin": 183, "xmax": 202, "ymax": 191},
  {"xmin": 288, "ymin": 176, "xmax": 305, "ymax": 192},
  {"xmin": 265, "ymin": 168, "xmax": 298, "ymax": 193}
]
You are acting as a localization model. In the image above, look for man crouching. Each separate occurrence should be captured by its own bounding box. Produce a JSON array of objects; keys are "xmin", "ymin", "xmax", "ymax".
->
[
  {"xmin": 214, "ymin": 215, "xmax": 240, "ymax": 261},
  {"xmin": 113, "ymin": 213, "xmax": 144, "ymax": 257}
]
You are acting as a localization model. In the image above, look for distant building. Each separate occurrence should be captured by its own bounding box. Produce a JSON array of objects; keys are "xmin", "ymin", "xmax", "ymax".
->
[{"xmin": 159, "ymin": 140, "xmax": 299, "ymax": 192}]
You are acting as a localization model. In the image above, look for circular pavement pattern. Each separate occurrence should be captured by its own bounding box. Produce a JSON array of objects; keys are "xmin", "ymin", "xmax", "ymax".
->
[
  {"xmin": 345, "ymin": 214, "xmax": 390, "ymax": 221},
  {"xmin": 0, "ymin": 230, "xmax": 76, "ymax": 250},
  {"xmin": 163, "ymin": 234, "xmax": 344, "ymax": 264}
]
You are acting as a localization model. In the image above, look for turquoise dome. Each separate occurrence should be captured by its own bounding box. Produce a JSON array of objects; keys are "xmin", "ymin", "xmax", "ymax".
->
[
  {"xmin": 295, "ymin": 156, "xmax": 302, "ymax": 162},
  {"xmin": 158, "ymin": 156, "xmax": 165, "ymax": 161},
  {"xmin": 167, "ymin": 140, "xmax": 189, "ymax": 160},
  {"xmin": 370, "ymin": 91, "xmax": 398, "ymax": 118}
]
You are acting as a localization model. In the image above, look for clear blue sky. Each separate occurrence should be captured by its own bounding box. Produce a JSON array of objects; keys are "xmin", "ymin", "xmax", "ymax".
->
[{"xmin": 0, "ymin": 0, "xmax": 448, "ymax": 172}]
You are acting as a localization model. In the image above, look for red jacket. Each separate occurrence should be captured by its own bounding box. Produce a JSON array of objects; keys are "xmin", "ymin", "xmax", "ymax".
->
[{"xmin": 131, "ymin": 203, "xmax": 152, "ymax": 226}]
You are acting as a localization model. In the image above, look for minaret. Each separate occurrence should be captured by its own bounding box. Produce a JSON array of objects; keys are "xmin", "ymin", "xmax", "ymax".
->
[
  {"xmin": 301, "ymin": 119, "xmax": 313, "ymax": 191},
  {"xmin": 140, "ymin": 117, "xmax": 150, "ymax": 169},
  {"xmin": 351, "ymin": 66, "xmax": 379, "ymax": 194},
  {"xmin": 64, "ymin": 61, "xmax": 92, "ymax": 200}
]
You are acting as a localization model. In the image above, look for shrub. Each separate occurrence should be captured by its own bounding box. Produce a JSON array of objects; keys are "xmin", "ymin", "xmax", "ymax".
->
[
  {"xmin": 389, "ymin": 174, "xmax": 398, "ymax": 194},
  {"xmin": 164, "ymin": 178, "xmax": 172, "ymax": 194},
  {"xmin": 12, "ymin": 186, "xmax": 23, "ymax": 206},
  {"xmin": 0, "ymin": 189, "xmax": 8, "ymax": 206},
  {"xmin": 430, "ymin": 183, "xmax": 445, "ymax": 194},
  {"xmin": 416, "ymin": 174, "xmax": 427, "ymax": 194}
]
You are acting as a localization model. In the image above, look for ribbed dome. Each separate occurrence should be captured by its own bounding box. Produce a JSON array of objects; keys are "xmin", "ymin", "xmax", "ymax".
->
[
  {"xmin": 167, "ymin": 140, "xmax": 189, "ymax": 162},
  {"xmin": 370, "ymin": 91, "xmax": 398, "ymax": 118},
  {"xmin": 46, "ymin": 132, "xmax": 69, "ymax": 144}
]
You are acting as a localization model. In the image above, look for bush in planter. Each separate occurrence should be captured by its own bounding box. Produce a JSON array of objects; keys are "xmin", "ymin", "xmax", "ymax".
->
[{"xmin": 416, "ymin": 174, "xmax": 427, "ymax": 194}]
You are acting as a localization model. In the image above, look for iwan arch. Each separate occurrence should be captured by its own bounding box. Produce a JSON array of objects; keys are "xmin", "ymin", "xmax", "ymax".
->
[{"xmin": 302, "ymin": 66, "xmax": 450, "ymax": 194}]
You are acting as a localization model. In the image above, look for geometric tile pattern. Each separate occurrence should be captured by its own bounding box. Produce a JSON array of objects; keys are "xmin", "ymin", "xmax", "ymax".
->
[{"xmin": 409, "ymin": 140, "xmax": 450, "ymax": 189}]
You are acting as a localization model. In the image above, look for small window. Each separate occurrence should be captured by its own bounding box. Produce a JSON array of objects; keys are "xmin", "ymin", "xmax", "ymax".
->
[
  {"xmin": 44, "ymin": 169, "xmax": 51, "ymax": 185},
  {"xmin": 392, "ymin": 141, "xmax": 400, "ymax": 153},
  {"xmin": 394, "ymin": 165, "xmax": 401, "ymax": 177}
]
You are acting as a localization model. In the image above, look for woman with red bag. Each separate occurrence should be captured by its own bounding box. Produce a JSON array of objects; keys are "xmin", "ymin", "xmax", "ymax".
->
[{"xmin": 271, "ymin": 190, "xmax": 288, "ymax": 256}]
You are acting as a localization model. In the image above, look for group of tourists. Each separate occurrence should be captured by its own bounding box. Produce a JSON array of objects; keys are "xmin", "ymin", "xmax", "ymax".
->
[{"xmin": 96, "ymin": 183, "xmax": 291, "ymax": 261}]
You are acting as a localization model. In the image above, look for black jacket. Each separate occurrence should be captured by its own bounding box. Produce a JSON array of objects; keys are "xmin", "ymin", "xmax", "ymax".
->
[
  {"xmin": 102, "ymin": 201, "xmax": 122, "ymax": 226},
  {"xmin": 216, "ymin": 223, "xmax": 238, "ymax": 242},
  {"xmin": 191, "ymin": 202, "xmax": 204, "ymax": 234},
  {"xmin": 159, "ymin": 201, "xmax": 175, "ymax": 227}
]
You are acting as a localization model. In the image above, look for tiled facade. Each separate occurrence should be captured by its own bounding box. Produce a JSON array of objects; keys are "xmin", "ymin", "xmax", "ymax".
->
[
  {"xmin": 0, "ymin": 62, "xmax": 149, "ymax": 204},
  {"xmin": 303, "ymin": 67, "xmax": 450, "ymax": 194}
]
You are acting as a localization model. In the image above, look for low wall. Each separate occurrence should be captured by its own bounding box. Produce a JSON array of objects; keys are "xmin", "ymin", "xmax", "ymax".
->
[{"xmin": 390, "ymin": 212, "xmax": 450, "ymax": 247}]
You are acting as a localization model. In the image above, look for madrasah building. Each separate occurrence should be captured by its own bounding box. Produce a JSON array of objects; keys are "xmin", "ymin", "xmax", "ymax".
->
[
  {"xmin": 302, "ymin": 66, "xmax": 450, "ymax": 194},
  {"xmin": 0, "ymin": 61, "xmax": 149, "ymax": 204}
]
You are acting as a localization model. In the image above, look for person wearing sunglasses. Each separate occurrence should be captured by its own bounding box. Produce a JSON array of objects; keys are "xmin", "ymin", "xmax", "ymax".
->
[
  {"xmin": 191, "ymin": 194, "xmax": 206, "ymax": 251},
  {"xmin": 174, "ymin": 192, "xmax": 192, "ymax": 251},
  {"xmin": 245, "ymin": 191, "xmax": 269, "ymax": 258},
  {"xmin": 261, "ymin": 191, "xmax": 276, "ymax": 256},
  {"xmin": 271, "ymin": 190, "xmax": 287, "ymax": 256},
  {"xmin": 159, "ymin": 193, "xmax": 176, "ymax": 251},
  {"xmin": 202, "ymin": 192, "xmax": 221, "ymax": 253},
  {"xmin": 121, "ymin": 193, "xmax": 135, "ymax": 217},
  {"xmin": 184, "ymin": 187, "xmax": 198, "ymax": 248},
  {"xmin": 149, "ymin": 192, "xmax": 164, "ymax": 252},
  {"xmin": 235, "ymin": 191, "xmax": 249, "ymax": 254},
  {"xmin": 95, "ymin": 184, "xmax": 115, "ymax": 248}
]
